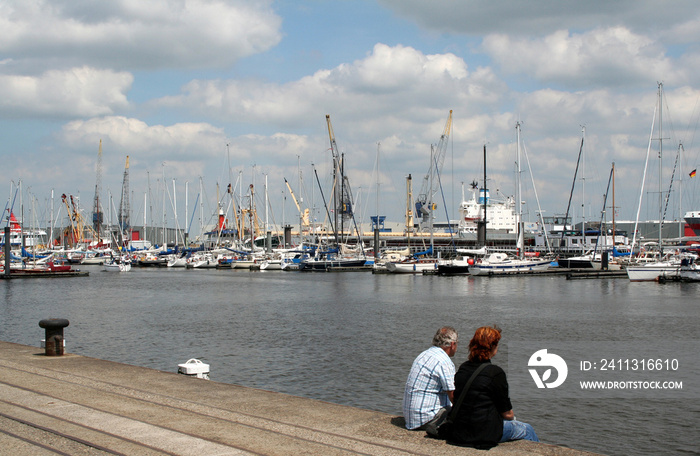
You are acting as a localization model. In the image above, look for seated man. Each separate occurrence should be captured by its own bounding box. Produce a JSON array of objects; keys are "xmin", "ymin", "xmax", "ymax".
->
[{"xmin": 402, "ymin": 326, "xmax": 458, "ymax": 432}]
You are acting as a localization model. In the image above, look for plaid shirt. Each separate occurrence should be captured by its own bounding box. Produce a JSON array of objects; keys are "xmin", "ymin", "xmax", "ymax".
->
[{"xmin": 402, "ymin": 346, "xmax": 455, "ymax": 429}]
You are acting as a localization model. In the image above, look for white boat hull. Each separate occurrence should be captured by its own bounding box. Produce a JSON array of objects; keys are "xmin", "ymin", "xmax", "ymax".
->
[
  {"xmin": 626, "ymin": 263, "xmax": 679, "ymax": 281},
  {"xmin": 103, "ymin": 261, "xmax": 131, "ymax": 272},
  {"xmin": 280, "ymin": 261, "xmax": 300, "ymax": 271},
  {"xmin": 469, "ymin": 259, "xmax": 551, "ymax": 276},
  {"xmin": 167, "ymin": 257, "xmax": 187, "ymax": 268},
  {"xmin": 259, "ymin": 260, "xmax": 283, "ymax": 270},
  {"xmin": 385, "ymin": 260, "xmax": 438, "ymax": 273}
]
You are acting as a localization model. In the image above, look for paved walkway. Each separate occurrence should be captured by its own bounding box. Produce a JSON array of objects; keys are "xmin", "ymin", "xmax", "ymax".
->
[{"xmin": 0, "ymin": 341, "xmax": 601, "ymax": 455}]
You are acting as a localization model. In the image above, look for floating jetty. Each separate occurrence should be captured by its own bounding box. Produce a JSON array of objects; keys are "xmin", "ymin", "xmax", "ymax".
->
[
  {"xmin": 565, "ymin": 270, "xmax": 628, "ymax": 280},
  {"xmin": 0, "ymin": 340, "xmax": 599, "ymax": 455},
  {"xmin": 426, "ymin": 267, "xmax": 627, "ymax": 279},
  {"xmin": 0, "ymin": 270, "xmax": 89, "ymax": 279}
]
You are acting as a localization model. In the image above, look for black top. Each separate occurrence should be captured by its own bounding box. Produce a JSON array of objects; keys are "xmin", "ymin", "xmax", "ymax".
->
[{"xmin": 448, "ymin": 360, "xmax": 512, "ymax": 449}]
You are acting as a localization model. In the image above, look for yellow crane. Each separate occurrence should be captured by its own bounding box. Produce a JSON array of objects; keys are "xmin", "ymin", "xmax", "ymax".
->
[
  {"xmin": 61, "ymin": 194, "xmax": 98, "ymax": 246},
  {"xmin": 284, "ymin": 178, "xmax": 310, "ymax": 231}
]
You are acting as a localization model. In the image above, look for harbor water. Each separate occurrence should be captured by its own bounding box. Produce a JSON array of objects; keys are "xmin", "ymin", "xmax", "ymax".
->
[{"xmin": 1, "ymin": 266, "xmax": 697, "ymax": 456}]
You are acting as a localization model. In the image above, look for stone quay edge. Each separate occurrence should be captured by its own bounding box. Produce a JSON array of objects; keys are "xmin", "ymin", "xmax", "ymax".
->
[{"xmin": 0, "ymin": 341, "xmax": 601, "ymax": 456}]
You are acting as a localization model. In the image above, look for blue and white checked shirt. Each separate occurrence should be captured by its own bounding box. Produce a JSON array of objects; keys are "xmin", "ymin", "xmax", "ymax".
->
[{"xmin": 402, "ymin": 346, "xmax": 455, "ymax": 429}]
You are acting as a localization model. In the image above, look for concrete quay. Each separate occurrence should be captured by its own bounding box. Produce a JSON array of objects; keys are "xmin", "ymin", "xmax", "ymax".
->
[{"xmin": 0, "ymin": 341, "xmax": 600, "ymax": 456}]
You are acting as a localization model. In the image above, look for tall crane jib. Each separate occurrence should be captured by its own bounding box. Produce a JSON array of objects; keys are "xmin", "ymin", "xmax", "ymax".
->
[
  {"xmin": 415, "ymin": 110, "xmax": 452, "ymax": 230},
  {"xmin": 284, "ymin": 178, "xmax": 310, "ymax": 227},
  {"xmin": 325, "ymin": 115, "xmax": 355, "ymax": 222}
]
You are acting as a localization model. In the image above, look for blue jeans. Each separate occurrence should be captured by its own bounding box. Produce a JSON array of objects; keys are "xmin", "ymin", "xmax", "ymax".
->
[{"xmin": 500, "ymin": 419, "xmax": 540, "ymax": 442}]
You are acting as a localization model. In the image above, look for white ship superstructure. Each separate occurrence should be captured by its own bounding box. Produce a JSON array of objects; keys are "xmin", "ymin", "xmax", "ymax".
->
[
  {"xmin": 0, "ymin": 211, "xmax": 47, "ymax": 248},
  {"xmin": 458, "ymin": 187, "xmax": 517, "ymax": 235}
]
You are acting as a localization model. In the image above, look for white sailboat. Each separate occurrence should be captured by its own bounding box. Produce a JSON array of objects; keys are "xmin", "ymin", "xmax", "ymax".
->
[
  {"xmin": 386, "ymin": 112, "xmax": 452, "ymax": 274},
  {"xmin": 103, "ymin": 255, "xmax": 131, "ymax": 272},
  {"xmin": 385, "ymin": 255, "xmax": 439, "ymax": 273},
  {"xmin": 470, "ymin": 123, "xmax": 551, "ymax": 276},
  {"xmin": 468, "ymin": 252, "xmax": 551, "ymax": 275},
  {"xmin": 626, "ymin": 83, "xmax": 684, "ymax": 281},
  {"xmin": 166, "ymin": 254, "xmax": 187, "ymax": 267},
  {"xmin": 627, "ymin": 255, "xmax": 682, "ymax": 281}
]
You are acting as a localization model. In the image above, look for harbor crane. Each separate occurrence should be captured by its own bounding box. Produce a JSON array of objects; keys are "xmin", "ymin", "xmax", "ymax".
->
[
  {"xmin": 325, "ymin": 115, "xmax": 355, "ymax": 238},
  {"xmin": 284, "ymin": 178, "xmax": 310, "ymax": 231},
  {"xmin": 415, "ymin": 110, "xmax": 452, "ymax": 231}
]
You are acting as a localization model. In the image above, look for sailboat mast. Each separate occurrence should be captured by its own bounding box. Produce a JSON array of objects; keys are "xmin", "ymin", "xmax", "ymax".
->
[
  {"xmin": 185, "ymin": 181, "xmax": 189, "ymax": 245},
  {"xmin": 172, "ymin": 179, "xmax": 178, "ymax": 246},
  {"xmin": 581, "ymin": 126, "xmax": 586, "ymax": 226},
  {"xmin": 50, "ymin": 189, "xmax": 54, "ymax": 247},
  {"xmin": 477, "ymin": 145, "xmax": 487, "ymax": 246},
  {"xmin": 405, "ymin": 174, "xmax": 413, "ymax": 241},
  {"xmin": 516, "ymin": 122, "xmax": 524, "ymax": 259},
  {"xmin": 341, "ymin": 153, "xmax": 345, "ymax": 241},
  {"xmin": 612, "ymin": 162, "xmax": 616, "ymax": 248},
  {"xmin": 143, "ymin": 191, "xmax": 147, "ymax": 245},
  {"xmin": 298, "ymin": 155, "xmax": 302, "ymax": 237},
  {"xmin": 199, "ymin": 177, "xmax": 204, "ymax": 246},
  {"xmin": 679, "ymin": 143, "xmax": 684, "ymax": 240},
  {"xmin": 658, "ymin": 82, "xmax": 664, "ymax": 250},
  {"xmin": 429, "ymin": 146, "xmax": 434, "ymax": 252}
]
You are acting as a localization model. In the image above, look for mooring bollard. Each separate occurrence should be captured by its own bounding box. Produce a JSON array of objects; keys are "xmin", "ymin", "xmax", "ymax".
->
[{"xmin": 39, "ymin": 318, "xmax": 69, "ymax": 356}]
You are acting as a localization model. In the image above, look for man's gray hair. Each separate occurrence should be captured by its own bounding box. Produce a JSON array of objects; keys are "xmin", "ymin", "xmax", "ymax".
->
[{"xmin": 432, "ymin": 326, "xmax": 458, "ymax": 348}]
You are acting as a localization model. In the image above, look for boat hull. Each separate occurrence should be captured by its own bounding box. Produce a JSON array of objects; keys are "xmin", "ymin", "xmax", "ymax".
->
[
  {"xmin": 385, "ymin": 260, "xmax": 438, "ymax": 274},
  {"xmin": 436, "ymin": 259, "xmax": 471, "ymax": 275},
  {"xmin": 469, "ymin": 259, "xmax": 551, "ymax": 276},
  {"xmin": 626, "ymin": 264, "xmax": 679, "ymax": 281},
  {"xmin": 103, "ymin": 261, "xmax": 131, "ymax": 272},
  {"xmin": 299, "ymin": 258, "xmax": 367, "ymax": 271}
]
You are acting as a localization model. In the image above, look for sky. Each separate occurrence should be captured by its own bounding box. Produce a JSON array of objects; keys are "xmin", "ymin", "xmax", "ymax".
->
[{"xmin": 3, "ymin": 0, "xmax": 700, "ymax": 239}]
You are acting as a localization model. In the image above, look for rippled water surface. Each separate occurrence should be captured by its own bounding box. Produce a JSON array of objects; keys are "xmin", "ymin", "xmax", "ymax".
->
[{"xmin": 1, "ymin": 266, "xmax": 697, "ymax": 455}]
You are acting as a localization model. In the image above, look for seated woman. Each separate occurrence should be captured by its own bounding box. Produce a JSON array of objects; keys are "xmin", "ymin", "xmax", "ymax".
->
[{"xmin": 446, "ymin": 325, "xmax": 539, "ymax": 449}]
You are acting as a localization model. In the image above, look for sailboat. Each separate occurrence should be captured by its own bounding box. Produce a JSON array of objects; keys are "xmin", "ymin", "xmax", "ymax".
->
[
  {"xmin": 559, "ymin": 163, "xmax": 625, "ymax": 270},
  {"xmin": 103, "ymin": 254, "xmax": 131, "ymax": 272},
  {"xmin": 386, "ymin": 112, "xmax": 452, "ymax": 273},
  {"xmin": 626, "ymin": 83, "xmax": 695, "ymax": 281},
  {"xmin": 469, "ymin": 123, "xmax": 551, "ymax": 275},
  {"xmin": 300, "ymin": 115, "xmax": 367, "ymax": 271}
]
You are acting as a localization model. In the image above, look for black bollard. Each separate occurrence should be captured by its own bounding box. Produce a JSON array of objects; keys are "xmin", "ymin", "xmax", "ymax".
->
[{"xmin": 39, "ymin": 318, "xmax": 69, "ymax": 356}]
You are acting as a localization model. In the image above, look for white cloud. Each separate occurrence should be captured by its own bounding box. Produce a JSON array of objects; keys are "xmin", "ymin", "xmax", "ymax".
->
[
  {"xmin": 59, "ymin": 116, "xmax": 227, "ymax": 160},
  {"xmin": 53, "ymin": 116, "xmax": 327, "ymax": 202},
  {"xmin": 0, "ymin": 67, "xmax": 132, "ymax": 118},
  {"xmin": 160, "ymin": 43, "xmax": 505, "ymax": 132},
  {"xmin": 0, "ymin": 0, "xmax": 282, "ymax": 71},
  {"xmin": 483, "ymin": 27, "xmax": 678, "ymax": 88}
]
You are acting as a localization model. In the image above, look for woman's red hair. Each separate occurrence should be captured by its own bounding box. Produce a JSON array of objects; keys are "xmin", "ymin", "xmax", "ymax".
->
[{"xmin": 468, "ymin": 326, "xmax": 502, "ymax": 362}]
